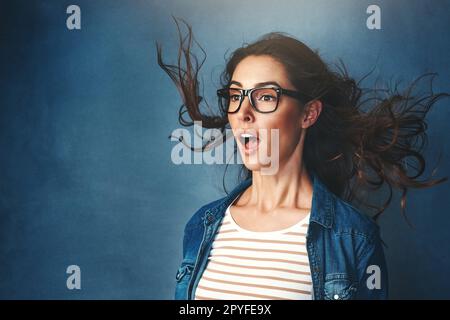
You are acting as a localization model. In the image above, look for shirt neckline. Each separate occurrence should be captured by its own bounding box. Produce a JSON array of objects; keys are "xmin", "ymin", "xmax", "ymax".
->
[{"xmin": 225, "ymin": 203, "xmax": 310, "ymax": 235}]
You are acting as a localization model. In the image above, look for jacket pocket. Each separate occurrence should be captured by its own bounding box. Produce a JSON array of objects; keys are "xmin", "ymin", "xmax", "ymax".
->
[
  {"xmin": 324, "ymin": 273, "xmax": 357, "ymax": 300},
  {"xmin": 174, "ymin": 261, "xmax": 195, "ymax": 300}
]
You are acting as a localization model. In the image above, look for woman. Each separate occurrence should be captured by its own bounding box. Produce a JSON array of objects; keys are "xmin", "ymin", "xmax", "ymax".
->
[{"xmin": 157, "ymin": 18, "xmax": 448, "ymax": 300}]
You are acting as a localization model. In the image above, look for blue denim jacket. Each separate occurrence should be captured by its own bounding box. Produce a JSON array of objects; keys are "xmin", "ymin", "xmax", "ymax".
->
[{"xmin": 174, "ymin": 173, "xmax": 388, "ymax": 300}]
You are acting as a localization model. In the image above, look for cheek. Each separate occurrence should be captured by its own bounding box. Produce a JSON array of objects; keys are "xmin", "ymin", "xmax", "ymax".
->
[{"xmin": 264, "ymin": 114, "xmax": 302, "ymax": 154}]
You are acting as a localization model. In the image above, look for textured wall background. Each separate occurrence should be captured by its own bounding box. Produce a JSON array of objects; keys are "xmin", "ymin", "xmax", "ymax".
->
[{"xmin": 0, "ymin": 0, "xmax": 449, "ymax": 299}]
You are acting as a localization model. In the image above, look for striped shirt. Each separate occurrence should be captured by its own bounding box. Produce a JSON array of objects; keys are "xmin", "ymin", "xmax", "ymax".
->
[{"xmin": 194, "ymin": 203, "xmax": 312, "ymax": 300}]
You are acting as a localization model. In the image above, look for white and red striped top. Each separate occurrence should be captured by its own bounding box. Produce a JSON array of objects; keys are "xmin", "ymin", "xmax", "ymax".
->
[{"xmin": 194, "ymin": 203, "xmax": 312, "ymax": 300}]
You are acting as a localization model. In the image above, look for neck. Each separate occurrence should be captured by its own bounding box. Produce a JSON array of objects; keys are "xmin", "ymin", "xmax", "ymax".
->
[{"xmin": 248, "ymin": 134, "xmax": 313, "ymax": 214}]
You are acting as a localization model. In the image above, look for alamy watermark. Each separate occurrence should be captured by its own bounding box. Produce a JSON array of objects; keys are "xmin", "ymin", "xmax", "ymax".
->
[
  {"xmin": 66, "ymin": 265, "xmax": 81, "ymax": 290},
  {"xmin": 170, "ymin": 121, "xmax": 280, "ymax": 175}
]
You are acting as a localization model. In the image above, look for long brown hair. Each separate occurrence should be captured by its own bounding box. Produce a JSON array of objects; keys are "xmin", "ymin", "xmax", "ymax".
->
[{"xmin": 156, "ymin": 17, "xmax": 449, "ymax": 222}]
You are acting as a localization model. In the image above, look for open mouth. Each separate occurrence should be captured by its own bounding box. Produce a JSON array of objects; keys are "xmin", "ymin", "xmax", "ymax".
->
[{"xmin": 239, "ymin": 132, "xmax": 260, "ymax": 153}]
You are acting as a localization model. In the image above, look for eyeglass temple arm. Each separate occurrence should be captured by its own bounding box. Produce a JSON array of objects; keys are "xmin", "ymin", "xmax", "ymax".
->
[{"xmin": 281, "ymin": 88, "xmax": 313, "ymax": 103}]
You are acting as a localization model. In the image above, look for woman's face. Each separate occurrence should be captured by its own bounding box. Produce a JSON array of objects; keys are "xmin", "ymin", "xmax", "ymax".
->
[{"xmin": 227, "ymin": 55, "xmax": 309, "ymax": 174}]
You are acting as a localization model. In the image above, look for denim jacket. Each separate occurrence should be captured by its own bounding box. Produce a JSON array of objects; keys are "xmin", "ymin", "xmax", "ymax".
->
[{"xmin": 174, "ymin": 173, "xmax": 388, "ymax": 300}]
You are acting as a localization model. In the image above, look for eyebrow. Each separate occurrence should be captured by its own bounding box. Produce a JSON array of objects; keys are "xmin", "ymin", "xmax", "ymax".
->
[{"xmin": 229, "ymin": 80, "xmax": 282, "ymax": 88}]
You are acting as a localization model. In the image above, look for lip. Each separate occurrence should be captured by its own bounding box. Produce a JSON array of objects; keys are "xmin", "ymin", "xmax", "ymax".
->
[{"xmin": 236, "ymin": 129, "xmax": 260, "ymax": 155}]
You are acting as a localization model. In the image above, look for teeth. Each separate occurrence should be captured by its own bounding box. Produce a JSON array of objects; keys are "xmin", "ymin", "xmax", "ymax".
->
[{"xmin": 239, "ymin": 132, "xmax": 258, "ymax": 146}]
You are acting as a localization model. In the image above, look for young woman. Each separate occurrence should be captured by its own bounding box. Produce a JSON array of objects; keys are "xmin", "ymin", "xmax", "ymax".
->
[{"xmin": 157, "ymin": 18, "xmax": 448, "ymax": 300}]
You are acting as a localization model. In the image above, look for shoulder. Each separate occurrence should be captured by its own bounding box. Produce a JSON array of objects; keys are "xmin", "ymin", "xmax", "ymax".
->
[
  {"xmin": 183, "ymin": 178, "xmax": 252, "ymax": 232},
  {"xmin": 184, "ymin": 196, "xmax": 226, "ymax": 231},
  {"xmin": 331, "ymin": 194, "xmax": 380, "ymax": 242}
]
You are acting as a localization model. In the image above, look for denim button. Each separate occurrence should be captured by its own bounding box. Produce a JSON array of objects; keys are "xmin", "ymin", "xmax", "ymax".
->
[
  {"xmin": 176, "ymin": 264, "xmax": 193, "ymax": 282},
  {"xmin": 334, "ymin": 294, "xmax": 339, "ymax": 300},
  {"xmin": 176, "ymin": 268, "xmax": 186, "ymax": 281}
]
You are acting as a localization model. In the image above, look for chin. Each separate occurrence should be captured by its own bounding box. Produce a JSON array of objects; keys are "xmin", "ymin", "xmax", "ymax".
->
[{"xmin": 242, "ymin": 161, "xmax": 263, "ymax": 172}]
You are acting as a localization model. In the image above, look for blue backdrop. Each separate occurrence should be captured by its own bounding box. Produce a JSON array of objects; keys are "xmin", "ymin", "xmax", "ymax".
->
[{"xmin": 0, "ymin": 0, "xmax": 449, "ymax": 299}]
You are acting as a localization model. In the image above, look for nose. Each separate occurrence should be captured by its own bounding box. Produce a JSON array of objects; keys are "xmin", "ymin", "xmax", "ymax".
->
[{"xmin": 236, "ymin": 95, "xmax": 255, "ymax": 123}]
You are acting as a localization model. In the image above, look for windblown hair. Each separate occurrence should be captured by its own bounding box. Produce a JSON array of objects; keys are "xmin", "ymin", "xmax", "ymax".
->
[{"xmin": 156, "ymin": 17, "xmax": 448, "ymax": 222}]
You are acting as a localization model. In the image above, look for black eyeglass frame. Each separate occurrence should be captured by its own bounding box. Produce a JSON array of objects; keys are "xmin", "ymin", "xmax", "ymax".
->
[{"xmin": 217, "ymin": 86, "xmax": 312, "ymax": 114}]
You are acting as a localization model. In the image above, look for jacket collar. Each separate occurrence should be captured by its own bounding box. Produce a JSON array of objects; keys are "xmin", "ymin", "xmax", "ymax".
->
[{"xmin": 203, "ymin": 171, "xmax": 335, "ymax": 229}]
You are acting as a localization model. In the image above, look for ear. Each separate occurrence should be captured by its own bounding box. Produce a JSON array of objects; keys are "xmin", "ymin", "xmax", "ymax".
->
[{"xmin": 301, "ymin": 100, "xmax": 323, "ymax": 129}]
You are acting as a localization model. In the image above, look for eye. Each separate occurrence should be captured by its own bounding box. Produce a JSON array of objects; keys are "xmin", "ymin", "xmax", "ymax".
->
[
  {"xmin": 253, "ymin": 88, "xmax": 278, "ymax": 103},
  {"xmin": 230, "ymin": 94, "xmax": 242, "ymax": 102},
  {"xmin": 259, "ymin": 94, "xmax": 276, "ymax": 101}
]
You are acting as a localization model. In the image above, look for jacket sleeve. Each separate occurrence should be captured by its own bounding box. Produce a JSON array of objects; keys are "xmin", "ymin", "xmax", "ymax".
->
[{"xmin": 355, "ymin": 229, "xmax": 389, "ymax": 299}]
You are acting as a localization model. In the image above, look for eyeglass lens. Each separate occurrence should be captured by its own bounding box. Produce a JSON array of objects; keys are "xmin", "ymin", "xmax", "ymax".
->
[{"xmin": 223, "ymin": 88, "xmax": 279, "ymax": 113}]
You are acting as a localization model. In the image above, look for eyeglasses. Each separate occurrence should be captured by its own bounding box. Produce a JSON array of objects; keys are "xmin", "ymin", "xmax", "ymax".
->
[{"xmin": 217, "ymin": 86, "xmax": 311, "ymax": 114}]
